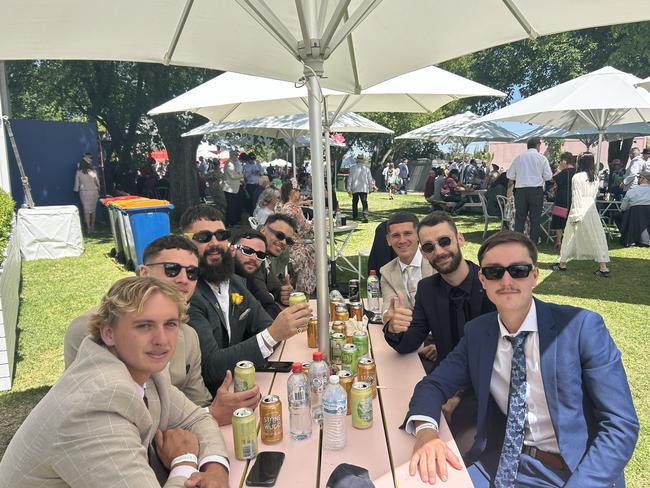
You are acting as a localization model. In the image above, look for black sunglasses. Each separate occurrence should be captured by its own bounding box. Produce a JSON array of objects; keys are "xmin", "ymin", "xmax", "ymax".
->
[
  {"xmin": 185, "ymin": 229, "xmax": 231, "ymax": 244},
  {"xmin": 146, "ymin": 262, "xmax": 200, "ymax": 281},
  {"xmin": 481, "ymin": 264, "xmax": 534, "ymax": 280},
  {"xmin": 420, "ymin": 236, "xmax": 452, "ymax": 254},
  {"xmin": 266, "ymin": 227, "xmax": 295, "ymax": 246},
  {"xmin": 234, "ymin": 244, "xmax": 267, "ymax": 261}
]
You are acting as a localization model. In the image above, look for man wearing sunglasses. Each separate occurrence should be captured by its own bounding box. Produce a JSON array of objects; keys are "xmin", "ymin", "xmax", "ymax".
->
[
  {"xmin": 406, "ymin": 231, "xmax": 638, "ymax": 487},
  {"xmin": 258, "ymin": 213, "xmax": 299, "ymax": 306},
  {"xmin": 181, "ymin": 205, "xmax": 311, "ymax": 394},
  {"xmin": 231, "ymin": 229, "xmax": 282, "ymax": 319}
]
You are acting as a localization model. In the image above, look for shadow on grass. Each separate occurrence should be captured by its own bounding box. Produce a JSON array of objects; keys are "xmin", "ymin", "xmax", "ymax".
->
[{"xmin": 0, "ymin": 385, "xmax": 51, "ymax": 457}]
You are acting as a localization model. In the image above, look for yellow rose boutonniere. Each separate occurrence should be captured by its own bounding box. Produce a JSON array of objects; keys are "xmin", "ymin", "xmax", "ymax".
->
[{"xmin": 230, "ymin": 292, "xmax": 244, "ymax": 315}]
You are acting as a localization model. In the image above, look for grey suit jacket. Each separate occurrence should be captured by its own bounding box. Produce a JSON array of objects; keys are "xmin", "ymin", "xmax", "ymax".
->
[
  {"xmin": 0, "ymin": 337, "xmax": 228, "ymax": 487},
  {"xmin": 380, "ymin": 255, "xmax": 434, "ymax": 310},
  {"xmin": 64, "ymin": 310, "xmax": 212, "ymax": 406}
]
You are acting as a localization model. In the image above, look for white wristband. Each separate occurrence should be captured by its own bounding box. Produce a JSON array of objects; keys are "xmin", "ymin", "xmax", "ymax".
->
[
  {"xmin": 171, "ymin": 453, "xmax": 198, "ymax": 468},
  {"xmin": 415, "ymin": 422, "xmax": 439, "ymax": 435},
  {"xmin": 261, "ymin": 328, "xmax": 278, "ymax": 347}
]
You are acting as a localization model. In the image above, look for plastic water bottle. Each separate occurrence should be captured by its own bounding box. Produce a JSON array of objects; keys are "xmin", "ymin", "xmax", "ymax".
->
[
  {"xmin": 366, "ymin": 269, "xmax": 381, "ymax": 321},
  {"xmin": 322, "ymin": 375, "xmax": 347, "ymax": 450},
  {"xmin": 308, "ymin": 351, "xmax": 330, "ymax": 425},
  {"xmin": 287, "ymin": 362, "xmax": 312, "ymax": 440}
]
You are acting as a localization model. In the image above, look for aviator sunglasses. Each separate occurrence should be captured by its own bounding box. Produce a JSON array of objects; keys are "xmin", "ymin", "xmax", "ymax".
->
[
  {"xmin": 481, "ymin": 264, "xmax": 534, "ymax": 280},
  {"xmin": 184, "ymin": 229, "xmax": 231, "ymax": 244},
  {"xmin": 145, "ymin": 262, "xmax": 200, "ymax": 281},
  {"xmin": 420, "ymin": 236, "xmax": 452, "ymax": 254},
  {"xmin": 266, "ymin": 227, "xmax": 295, "ymax": 246},
  {"xmin": 234, "ymin": 244, "xmax": 268, "ymax": 261}
]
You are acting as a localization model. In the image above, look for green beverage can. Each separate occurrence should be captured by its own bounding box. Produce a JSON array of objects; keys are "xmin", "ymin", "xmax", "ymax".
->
[
  {"xmin": 341, "ymin": 343, "xmax": 358, "ymax": 375},
  {"xmin": 351, "ymin": 382, "xmax": 373, "ymax": 429},
  {"xmin": 234, "ymin": 360, "xmax": 255, "ymax": 393},
  {"xmin": 289, "ymin": 291, "xmax": 308, "ymax": 306},
  {"xmin": 330, "ymin": 332, "xmax": 346, "ymax": 369},
  {"xmin": 352, "ymin": 330, "xmax": 369, "ymax": 358},
  {"xmin": 232, "ymin": 407, "xmax": 258, "ymax": 459}
]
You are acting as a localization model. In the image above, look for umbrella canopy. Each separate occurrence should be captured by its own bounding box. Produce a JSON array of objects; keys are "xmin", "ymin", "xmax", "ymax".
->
[
  {"xmin": 638, "ymin": 77, "xmax": 650, "ymax": 91},
  {"xmin": 396, "ymin": 111, "xmax": 518, "ymax": 148},
  {"xmin": 292, "ymin": 134, "xmax": 346, "ymax": 148},
  {"xmin": 515, "ymin": 122, "xmax": 650, "ymax": 147}
]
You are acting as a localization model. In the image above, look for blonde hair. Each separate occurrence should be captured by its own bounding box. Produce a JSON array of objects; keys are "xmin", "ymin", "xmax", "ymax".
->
[{"xmin": 88, "ymin": 276, "xmax": 187, "ymax": 344}]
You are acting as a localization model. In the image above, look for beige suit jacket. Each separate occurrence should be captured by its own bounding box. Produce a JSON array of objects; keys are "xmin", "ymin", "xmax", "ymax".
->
[
  {"xmin": 0, "ymin": 337, "xmax": 228, "ymax": 487},
  {"xmin": 64, "ymin": 310, "xmax": 212, "ymax": 406},
  {"xmin": 379, "ymin": 255, "xmax": 434, "ymax": 311}
]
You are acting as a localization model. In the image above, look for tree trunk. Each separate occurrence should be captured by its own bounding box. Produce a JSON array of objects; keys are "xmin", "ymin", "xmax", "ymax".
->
[{"xmin": 166, "ymin": 136, "xmax": 201, "ymax": 223}]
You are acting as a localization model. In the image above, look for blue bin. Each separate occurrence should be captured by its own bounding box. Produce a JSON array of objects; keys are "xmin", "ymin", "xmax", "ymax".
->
[{"xmin": 118, "ymin": 204, "xmax": 174, "ymax": 270}]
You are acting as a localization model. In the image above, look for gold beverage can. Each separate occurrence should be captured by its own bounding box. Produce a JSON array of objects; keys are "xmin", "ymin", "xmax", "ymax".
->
[
  {"xmin": 351, "ymin": 382, "xmax": 373, "ymax": 429},
  {"xmin": 289, "ymin": 291, "xmax": 308, "ymax": 306},
  {"xmin": 232, "ymin": 407, "xmax": 258, "ymax": 460},
  {"xmin": 334, "ymin": 303, "xmax": 350, "ymax": 321},
  {"xmin": 307, "ymin": 317, "xmax": 318, "ymax": 348},
  {"xmin": 302, "ymin": 361, "xmax": 311, "ymax": 376},
  {"xmin": 349, "ymin": 301, "xmax": 363, "ymax": 321},
  {"xmin": 337, "ymin": 370, "xmax": 354, "ymax": 415},
  {"xmin": 331, "ymin": 321, "xmax": 347, "ymax": 336},
  {"xmin": 341, "ymin": 343, "xmax": 358, "ymax": 375},
  {"xmin": 330, "ymin": 297, "xmax": 343, "ymax": 317},
  {"xmin": 234, "ymin": 360, "xmax": 255, "ymax": 393},
  {"xmin": 260, "ymin": 395, "xmax": 283, "ymax": 444},
  {"xmin": 357, "ymin": 357, "xmax": 377, "ymax": 398}
]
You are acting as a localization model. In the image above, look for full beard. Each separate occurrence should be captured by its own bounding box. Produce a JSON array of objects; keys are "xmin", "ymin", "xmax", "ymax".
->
[
  {"xmin": 234, "ymin": 258, "xmax": 258, "ymax": 279},
  {"xmin": 200, "ymin": 247, "xmax": 234, "ymax": 285},
  {"xmin": 430, "ymin": 247, "xmax": 463, "ymax": 275}
]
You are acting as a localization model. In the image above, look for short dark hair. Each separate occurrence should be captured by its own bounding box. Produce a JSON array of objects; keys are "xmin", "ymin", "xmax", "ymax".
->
[
  {"xmin": 264, "ymin": 213, "xmax": 298, "ymax": 233},
  {"xmin": 142, "ymin": 235, "xmax": 199, "ymax": 264},
  {"xmin": 231, "ymin": 229, "xmax": 267, "ymax": 247},
  {"xmin": 386, "ymin": 212, "xmax": 419, "ymax": 234},
  {"xmin": 477, "ymin": 230, "xmax": 538, "ymax": 265},
  {"xmin": 417, "ymin": 211, "xmax": 458, "ymax": 235},
  {"xmin": 280, "ymin": 180, "xmax": 295, "ymax": 203},
  {"xmin": 527, "ymin": 137, "xmax": 541, "ymax": 149},
  {"xmin": 179, "ymin": 204, "xmax": 225, "ymax": 231},
  {"xmin": 559, "ymin": 152, "xmax": 574, "ymax": 164}
]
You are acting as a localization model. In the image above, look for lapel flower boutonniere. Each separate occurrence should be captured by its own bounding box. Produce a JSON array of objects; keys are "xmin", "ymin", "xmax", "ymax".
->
[{"xmin": 230, "ymin": 292, "xmax": 244, "ymax": 315}]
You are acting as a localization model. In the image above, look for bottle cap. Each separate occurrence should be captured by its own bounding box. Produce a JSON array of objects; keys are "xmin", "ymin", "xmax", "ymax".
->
[
  {"xmin": 292, "ymin": 362, "xmax": 303, "ymax": 373},
  {"xmin": 328, "ymin": 375, "xmax": 340, "ymax": 385},
  {"xmin": 313, "ymin": 351, "xmax": 323, "ymax": 361}
]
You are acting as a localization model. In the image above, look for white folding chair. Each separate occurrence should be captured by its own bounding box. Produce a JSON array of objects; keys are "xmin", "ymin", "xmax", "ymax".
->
[
  {"xmin": 478, "ymin": 191, "xmax": 501, "ymax": 239},
  {"xmin": 248, "ymin": 216, "xmax": 260, "ymax": 229}
]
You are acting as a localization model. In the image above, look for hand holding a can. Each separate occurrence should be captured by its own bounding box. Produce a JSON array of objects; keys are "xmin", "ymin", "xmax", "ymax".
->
[
  {"xmin": 208, "ymin": 370, "xmax": 261, "ymax": 426},
  {"xmin": 385, "ymin": 292, "xmax": 413, "ymax": 334},
  {"xmin": 266, "ymin": 302, "xmax": 312, "ymax": 341}
]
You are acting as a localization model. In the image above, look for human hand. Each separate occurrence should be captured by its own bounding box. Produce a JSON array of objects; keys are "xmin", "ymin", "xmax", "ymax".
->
[
  {"xmin": 418, "ymin": 343, "xmax": 438, "ymax": 362},
  {"xmin": 441, "ymin": 392, "xmax": 463, "ymax": 426},
  {"xmin": 154, "ymin": 429, "xmax": 199, "ymax": 470},
  {"xmin": 267, "ymin": 303, "xmax": 312, "ymax": 341},
  {"xmin": 280, "ymin": 275, "xmax": 293, "ymax": 306},
  {"xmin": 184, "ymin": 463, "xmax": 229, "ymax": 488},
  {"xmin": 209, "ymin": 370, "xmax": 261, "ymax": 425},
  {"xmin": 386, "ymin": 292, "xmax": 413, "ymax": 334},
  {"xmin": 409, "ymin": 428, "xmax": 462, "ymax": 484}
]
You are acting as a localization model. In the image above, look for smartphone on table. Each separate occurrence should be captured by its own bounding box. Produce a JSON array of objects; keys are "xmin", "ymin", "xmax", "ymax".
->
[
  {"xmin": 255, "ymin": 361, "xmax": 293, "ymax": 373},
  {"xmin": 245, "ymin": 451, "xmax": 285, "ymax": 487}
]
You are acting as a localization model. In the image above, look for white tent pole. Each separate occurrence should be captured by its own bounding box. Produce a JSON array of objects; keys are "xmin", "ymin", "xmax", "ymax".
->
[
  {"xmin": 0, "ymin": 61, "xmax": 12, "ymax": 194},
  {"xmin": 292, "ymin": 140, "xmax": 296, "ymax": 177},
  {"xmin": 323, "ymin": 99, "xmax": 336, "ymax": 287},
  {"xmin": 596, "ymin": 131, "xmax": 604, "ymax": 168}
]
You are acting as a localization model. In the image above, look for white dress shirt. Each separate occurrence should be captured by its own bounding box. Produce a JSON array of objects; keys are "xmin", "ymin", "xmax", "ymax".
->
[
  {"xmin": 507, "ymin": 149, "xmax": 553, "ymax": 188},
  {"xmin": 398, "ymin": 248, "xmax": 424, "ymax": 293},
  {"xmin": 406, "ymin": 301, "xmax": 560, "ymax": 455},
  {"xmin": 207, "ymin": 280, "xmax": 273, "ymax": 358}
]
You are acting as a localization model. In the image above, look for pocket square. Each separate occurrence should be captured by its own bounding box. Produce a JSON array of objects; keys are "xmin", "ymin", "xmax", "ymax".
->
[{"xmin": 239, "ymin": 308, "xmax": 251, "ymax": 321}]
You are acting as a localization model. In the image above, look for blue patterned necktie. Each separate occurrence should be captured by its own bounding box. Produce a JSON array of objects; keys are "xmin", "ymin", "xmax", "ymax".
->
[{"xmin": 495, "ymin": 331, "xmax": 530, "ymax": 488}]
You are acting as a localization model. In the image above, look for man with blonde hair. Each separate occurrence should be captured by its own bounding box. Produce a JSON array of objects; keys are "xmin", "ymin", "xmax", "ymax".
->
[{"xmin": 0, "ymin": 277, "xmax": 229, "ymax": 487}]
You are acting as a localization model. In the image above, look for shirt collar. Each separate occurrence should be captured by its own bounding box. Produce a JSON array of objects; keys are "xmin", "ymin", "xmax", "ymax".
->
[
  {"xmin": 134, "ymin": 382, "xmax": 146, "ymax": 399},
  {"xmin": 399, "ymin": 248, "xmax": 423, "ymax": 272},
  {"xmin": 207, "ymin": 279, "xmax": 230, "ymax": 296},
  {"xmin": 497, "ymin": 299, "xmax": 538, "ymax": 338}
]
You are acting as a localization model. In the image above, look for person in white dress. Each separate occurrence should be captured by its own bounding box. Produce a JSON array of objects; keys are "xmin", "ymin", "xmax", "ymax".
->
[{"xmin": 551, "ymin": 152, "xmax": 610, "ymax": 277}]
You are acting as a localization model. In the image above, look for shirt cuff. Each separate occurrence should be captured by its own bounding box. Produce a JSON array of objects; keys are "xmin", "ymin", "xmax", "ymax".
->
[
  {"xmin": 199, "ymin": 455, "xmax": 230, "ymax": 472},
  {"xmin": 404, "ymin": 415, "xmax": 439, "ymax": 436},
  {"xmin": 256, "ymin": 333, "xmax": 274, "ymax": 358},
  {"xmin": 168, "ymin": 464, "xmax": 199, "ymax": 480}
]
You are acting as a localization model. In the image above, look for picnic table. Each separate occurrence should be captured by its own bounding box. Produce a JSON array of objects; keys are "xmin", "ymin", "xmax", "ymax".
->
[{"xmin": 220, "ymin": 302, "xmax": 473, "ymax": 488}]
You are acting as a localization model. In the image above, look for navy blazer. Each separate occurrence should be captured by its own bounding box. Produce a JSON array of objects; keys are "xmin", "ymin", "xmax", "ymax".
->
[
  {"xmin": 406, "ymin": 298, "xmax": 639, "ymax": 487},
  {"xmin": 188, "ymin": 276, "xmax": 273, "ymax": 394}
]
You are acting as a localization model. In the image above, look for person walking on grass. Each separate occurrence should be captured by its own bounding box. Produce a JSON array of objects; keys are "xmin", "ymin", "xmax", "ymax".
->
[{"xmin": 551, "ymin": 153, "xmax": 611, "ymax": 277}]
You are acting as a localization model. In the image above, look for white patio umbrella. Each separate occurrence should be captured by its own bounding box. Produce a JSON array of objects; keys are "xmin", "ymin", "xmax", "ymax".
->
[
  {"xmin": 4, "ymin": 1, "xmax": 649, "ymax": 357},
  {"xmin": 396, "ymin": 111, "xmax": 518, "ymax": 153},
  {"xmin": 638, "ymin": 77, "xmax": 650, "ymax": 91},
  {"xmin": 480, "ymin": 66, "xmax": 650, "ymax": 165},
  {"xmin": 515, "ymin": 122, "xmax": 650, "ymax": 148}
]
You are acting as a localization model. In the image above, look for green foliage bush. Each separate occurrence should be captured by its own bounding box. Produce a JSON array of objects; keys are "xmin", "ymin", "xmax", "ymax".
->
[{"xmin": 0, "ymin": 190, "xmax": 16, "ymax": 265}]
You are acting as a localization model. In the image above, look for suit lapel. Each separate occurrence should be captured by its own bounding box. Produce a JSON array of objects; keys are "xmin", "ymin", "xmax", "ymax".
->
[
  {"xmin": 536, "ymin": 299, "xmax": 561, "ymax": 446},
  {"xmin": 198, "ymin": 279, "xmax": 229, "ymax": 345}
]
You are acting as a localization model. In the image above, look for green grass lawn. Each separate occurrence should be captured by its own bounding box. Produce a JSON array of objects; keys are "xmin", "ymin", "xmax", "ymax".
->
[{"xmin": 1, "ymin": 192, "xmax": 649, "ymax": 486}]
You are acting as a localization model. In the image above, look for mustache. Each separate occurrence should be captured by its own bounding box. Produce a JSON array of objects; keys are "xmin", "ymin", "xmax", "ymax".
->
[
  {"xmin": 496, "ymin": 287, "xmax": 520, "ymax": 294},
  {"xmin": 204, "ymin": 246, "xmax": 223, "ymax": 256}
]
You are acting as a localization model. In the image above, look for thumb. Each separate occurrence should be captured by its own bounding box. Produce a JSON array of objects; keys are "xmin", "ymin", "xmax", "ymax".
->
[
  {"xmin": 154, "ymin": 430, "xmax": 163, "ymax": 448},
  {"xmin": 388, "ymin": 296, "xmax": 397, "ymax": 310},
  {"xmin": 396, "ymin": 291, "xmax": 406, "ymax": 308},
  {"xmin": 284, "ymin": 274, "xmax": 291, "ymax": 285},
  {"xmin": 219, "ymin": 370, "xmax": 233, "ymax": 392}
]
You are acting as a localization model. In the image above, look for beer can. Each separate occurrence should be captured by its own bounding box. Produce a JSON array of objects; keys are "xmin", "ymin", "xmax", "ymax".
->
[
  {"xmin": 234, "ymin": 360, "xmax": 255, "ymax": 393},
  {"xmin": 348, "ymin": 279, "xmax": 360, "ymax": 301},
  {"xmin": 330, "ymin": 332, "xmax": 346, "ymax": 369},
  {"xmin": 351, "ymin": 382, "xmax": 373, "ymax": 429},
  {"xmin": 330, "ymin": 297, "xmax": 344, "ymax": 318},
  {"xmin": 357, "ymin": 357, "xmax": 377, "ymax": 398},
  {"xmin": 337, "ymin": 370, "xmax": 354, "ymax": 415},
  {"xmin": 349, "ymin": 301, "xmax": 364, "ymax": 321},
  {"xmin": 302, "ymin": 361, "xmax": 311, "ymax": 376},
  {"xmin": 289, "ymin": 291, "xmax": 308, "ymax": 306},
  {"xmin": 232, "ymin": 407, "xmax": 258, "ymax": 460},
  {"xmin": 331, "ymin": 321, "xmax": 347, "ymax": 336},
  {"xmin": 260, "ymin": 395, "xmax": 283, "ymax": 444},
  {"xmin": 334, "ymin": 303, "xmax": 350, "ymax": 321},
  {"xmin": 352, "ymin": 330, "xmax": 369, "ymax": 358},
  {"xmin": 307, "ymin": 317, "xmax": 318, "ymax": 348},
  {"xmin": 341, "ymin": 343, "xmax": 358, "ymax": 375}
]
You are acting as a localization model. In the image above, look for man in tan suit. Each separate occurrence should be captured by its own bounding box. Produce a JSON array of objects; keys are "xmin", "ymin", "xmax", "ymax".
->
[
  {"xmin": 64, "ymin": 235, "xmax": 260, "ymax": 425},
  {"xmin": 0, "ymin": 277, "xmax": 229, "ymax": 487},
  {"xmin": 380, "ymin": 212, "xmax": 437, "ymax": 364}
]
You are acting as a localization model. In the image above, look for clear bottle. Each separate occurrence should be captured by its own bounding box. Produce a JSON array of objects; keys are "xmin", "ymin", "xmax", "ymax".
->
[
  {"xmin": 287, "ymin": 362, "xmax": 312, "ymax": 440},
  {"xmin": 308, "ymin": 351, "xmax": 330, "ymax": 425},
  {"xmin": 322, "ymin": 374, "xmax": 347, "ymax": 450},
  {"xmin": 366, "ymin": 269, "xmax": 381, "ymax": 320}
]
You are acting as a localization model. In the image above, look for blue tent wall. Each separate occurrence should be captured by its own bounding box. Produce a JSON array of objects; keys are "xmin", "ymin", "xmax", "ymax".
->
[{"xmin": 7, "ymin": 119, "xmax": 99, "ymax": 216}]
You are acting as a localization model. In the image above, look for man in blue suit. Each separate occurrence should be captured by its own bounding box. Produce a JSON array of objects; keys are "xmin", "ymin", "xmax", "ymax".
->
[{"xmin": 405, "ymin": 230, "xmax": 638, "ymax": 487}]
